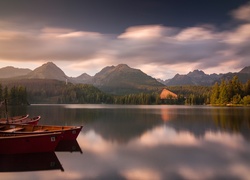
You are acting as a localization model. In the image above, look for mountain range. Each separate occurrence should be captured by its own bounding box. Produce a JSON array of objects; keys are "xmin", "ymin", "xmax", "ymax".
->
[
  {"xmin": 0, "ymin": 62, "xmax": 249, "ymax": 94},
  {"xmin": 0, "ymin": 62, "xmax": 165, "ymax": 95},
  {"xmin": 162, "ymin": 67, "xmax": 250, "ymax": 86}
]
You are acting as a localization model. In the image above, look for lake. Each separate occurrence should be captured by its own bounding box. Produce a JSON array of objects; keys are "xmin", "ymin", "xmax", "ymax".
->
[{"xmin": 1, "ymin": 104, "xmax": 250, "ymax": 180}]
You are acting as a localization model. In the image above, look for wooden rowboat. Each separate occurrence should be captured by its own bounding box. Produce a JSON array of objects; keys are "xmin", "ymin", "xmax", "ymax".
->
[
  {"xmin": 10, "ymin": 116, "xmax": 41, "ymax": 125},
  {"xmin": 0, "ymin": 114, "xmax": 40, "ymax": 125},
  {"xmin": 0, "ymin": 124, "xmax": 82, "ymax": 140},
  {"xmin": 0, "ymin": 132, "xmax": 62, "ymax": 154},
  {"xmin": 0, "ymin": 114, "xmax": 29, "ymax": 123}
]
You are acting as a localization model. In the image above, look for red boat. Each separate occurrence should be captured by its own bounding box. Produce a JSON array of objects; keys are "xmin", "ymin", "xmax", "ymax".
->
[
  {"xmin": 0, "ymin": 124, "xmax": 82, "ymax": 140},
  {"xmin": 10, "ymin": 116, "xmax": 41, "ymax": 125},
  {"xmin": 0, "ymin": 114, "xmax": 40, "ymax": 125},
  {"xmin": 0, "ymin": 132, "xmax": 62, "ymax": 154},
  {"xmin": 0, "ymin": 114, "xmax": 29, "ymax": 123}
]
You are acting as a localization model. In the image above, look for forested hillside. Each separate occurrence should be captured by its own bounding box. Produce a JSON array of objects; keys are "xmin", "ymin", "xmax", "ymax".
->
[
  {"xmin": 0, "ymin": 79, "xmax": 110, "ymax": 104},
  {"xmin": 0, "ymin": 84, "xmax": 28, "ymax": 105},
  {"xmin": 0, "ymin": 76, "xmax": 249, "ymax": 106}
]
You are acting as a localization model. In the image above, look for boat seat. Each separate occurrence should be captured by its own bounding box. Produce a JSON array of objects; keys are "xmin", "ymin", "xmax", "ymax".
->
[
  {"xmin": 34, "ymin": 129, "xmax": 48, "ymax": 132},
  {"xmin": 4, "ymin": 127, "xmax": 24, "ymax": 132}
]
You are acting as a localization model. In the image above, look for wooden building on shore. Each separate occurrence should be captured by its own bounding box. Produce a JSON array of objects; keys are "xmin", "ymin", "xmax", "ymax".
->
[{"xmin": 160, "ymin": 88, "xmax": 177, "ymax": 99}]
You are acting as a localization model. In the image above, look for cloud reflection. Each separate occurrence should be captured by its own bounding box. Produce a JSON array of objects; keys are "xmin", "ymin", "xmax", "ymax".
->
[
  {"xmin": 73, "ymin": 125, "xmax": 250, "ymax": 180},
  {"xmin": 121, "ymin": 167, "xmax": 161, "ymax": 180},
  {"xmin": 138, "ymin": 126, "xmax": 199, "ymax": 147}
]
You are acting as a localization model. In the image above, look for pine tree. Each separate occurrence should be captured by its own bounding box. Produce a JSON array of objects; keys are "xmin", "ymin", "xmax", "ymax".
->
[
  {"xmin": 0, "ymin": 84, "xmax": 3, "ymax": 101},
  {"xmin": 218, "ymin": 79, "xmax": 228, "ymax": 105},
  {"xmin": 210, "ymin": 82, "xmax": 219, "ymax": 104}
]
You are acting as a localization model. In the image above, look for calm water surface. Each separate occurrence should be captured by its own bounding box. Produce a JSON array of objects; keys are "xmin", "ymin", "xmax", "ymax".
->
[{"xmin": 1, "ymin": 105, "xmax": 250, "ymax": 180}]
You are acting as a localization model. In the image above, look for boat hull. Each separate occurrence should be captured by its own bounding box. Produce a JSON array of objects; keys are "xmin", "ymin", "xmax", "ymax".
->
[
  {"xmin": 60, "ymin": 127, "xmax": 82, "ymax": 140},
  {"xmin": 0, "ymin": 133, "xmax": 62, "ymax": 154},
  {"xmin": 0, "ymin": 124, "xmax": 82, "ymax": 140},
  {"xmin": 0, "ymin": 115, "xmax": 40, "ymax": 125},
  {"xmin": 0, "ymin": 114, "xmax": 29, "ymax": 124},
  {"xmin": 9, "ymin": 116, "xmax": 40, "ymax": 125}
]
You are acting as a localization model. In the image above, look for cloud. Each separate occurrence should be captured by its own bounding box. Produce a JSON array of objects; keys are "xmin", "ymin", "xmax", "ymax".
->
[
  {"xmin": 232, "ymin": 2, "xmax": 250, "ymax": 22},
  {"xmin": 0, "ymin": 25, "xmax": 108, "ymax": 61},
  {"xmin": 1, "ymin": 2, "xmax": 250, "ymax": 79},
  {"xmin": 118, "ymin": 25, "xmax": 176, "ymax": 39}
]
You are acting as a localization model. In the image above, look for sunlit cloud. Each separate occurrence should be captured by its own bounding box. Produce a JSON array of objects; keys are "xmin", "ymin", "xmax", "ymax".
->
[
  {"xmin": 225, "ymin": 24, "xmax": 250, "ymax": 44},
  {"xmin": 57, "ymin": 31, "xmax": 102, "ymax": 38},
  {"xmin": 0, "ymin": 2, "xmax": 250, "ymax": 79},
  {"xmin": 118, "ymin": 25, "xmax": 176, "ymax": 39},
  {"xmin": 67, "ymin": 57, "xmax": 114, "ymax": 76},
  {"xmin": 232, "ymin": 2, "xmax": 250, "ymax": 22},
  {"xmin": 175, "ymin": 27, "xmax": 217, "ymax": 41}
]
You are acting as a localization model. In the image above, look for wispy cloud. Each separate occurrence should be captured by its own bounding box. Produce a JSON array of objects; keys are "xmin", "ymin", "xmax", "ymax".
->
[
  {"xmin": 232, "ymin": 2, "xmax": 250, "ymax": 22},
  {"xmin": 0, "ymin": 2, "xmax": 250, "ymax": 79}
]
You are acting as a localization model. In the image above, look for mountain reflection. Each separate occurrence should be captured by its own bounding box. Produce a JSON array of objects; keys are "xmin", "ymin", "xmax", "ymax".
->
[
  {"xmin": 65, "ymin": 105, "xmax": 250, "ymax": 143},
  {"xmin": 81, "ymin": 108, "xmax": 163, "ymax": 144},
  {"xmin": 77, "ymin": 124, "xmax": 250, "ymax": 180},
  {"xmin": 164, "ymin": 107, "xmax": 250, "ymax": 141},
  {"xmin": 81, "ymin": 106, "xmax": 250, "ymax": 143}
]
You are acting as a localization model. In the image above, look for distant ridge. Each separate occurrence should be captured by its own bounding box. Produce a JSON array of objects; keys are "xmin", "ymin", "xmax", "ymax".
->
[
  {"xmin": 161, "ymin": 68, "xmax": 250, "ymax": 86},
  {"xmin": 0, "ymin": 66, "xmax": 31, "ymax": 78}
]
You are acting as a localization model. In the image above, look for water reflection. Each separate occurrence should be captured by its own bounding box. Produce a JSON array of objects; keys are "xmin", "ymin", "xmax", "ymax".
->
[
  {"xmin": 2, "ymin": 105, "xmax": 250, "ymax": 180},
  {"xmin": 212, "ymin": 107, "xmax": 250, "ymax": 132},
  {"xmin": 76, "ymin": 125, "xmax": 250, "ymax": 180},
  {"xmin": 0, "ymin": 152, "xmax": 63, "ymax": 172},
  {"xmin": 160, "ymin": 107, "xmax": 177, "ymax": 122},
  {"xmin": 0, "ymin": 140, "xmax": 82, "ymax": 175},
  {"xmin": 55, "ymin": 140, "xmax": 82, "ymax": 153}
]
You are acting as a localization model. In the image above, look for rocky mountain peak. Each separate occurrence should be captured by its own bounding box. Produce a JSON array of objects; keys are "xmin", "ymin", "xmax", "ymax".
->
[
  {"xmin": 74, "ymin": 73, "xmax": 93, "ymax": 84},
  {"xmin": 239, "ymin": 66, "xmax": 250, "ymax": 74},
  {"xmin": 187, "ymin": 70, "xmax": 206, "ymax": 78},
  {"xmin": 27, "ymin": 62, "xmax": 67, "ymax": 81}
]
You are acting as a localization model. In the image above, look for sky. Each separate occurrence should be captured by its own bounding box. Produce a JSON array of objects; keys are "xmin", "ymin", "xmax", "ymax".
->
[{"xmin": 0, "ymin": 0, "xmax": 250, "ymax": 80}]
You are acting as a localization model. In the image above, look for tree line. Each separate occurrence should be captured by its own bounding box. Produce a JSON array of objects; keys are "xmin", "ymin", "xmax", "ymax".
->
[
  {"xmin": 210, "ymin": 76, "xmax": 250, "ymax": 105},
  {"xmin": 0, "ymin": 84, "xmax": 28, "ymax": 105},
  {"xmin": 1, "ymin": 75, "xmax": 249, "ymax": 106}
]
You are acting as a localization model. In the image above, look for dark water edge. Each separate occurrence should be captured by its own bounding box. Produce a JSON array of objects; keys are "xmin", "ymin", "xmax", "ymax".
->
[{"xmin": 1, "ymin": 105, "xmax": 250, "ymax": 180}]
